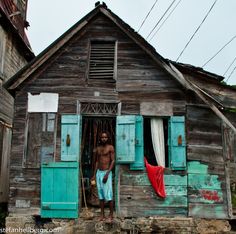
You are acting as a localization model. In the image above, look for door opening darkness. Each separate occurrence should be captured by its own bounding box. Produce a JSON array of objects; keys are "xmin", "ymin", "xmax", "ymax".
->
[{"xmin": 81, "ymin": 117, "xmax": 115, "ymax": 207}]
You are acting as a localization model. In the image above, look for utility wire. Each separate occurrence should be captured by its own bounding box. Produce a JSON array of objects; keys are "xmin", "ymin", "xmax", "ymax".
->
[
  {"xmin": 202, "ymin": 35, "xmax": 236, "ymax": 67},
  {"xmin": 146, "ymin": 0, "xmax": 177, "ymax": 40},
  {"xmin": 176, "ymin": 0, "xmax": 218, "ymax": 62},
  {"xmin": 138, "ymin": 0, "xmax": 159, "ymax": 32},
  {"xmin": 149, "ymin": 0, "xmax": 182, "ymax": 42},
  {"xmin": 225, "ymin": 65, "xmax": 236, "ymax": 83},
  {"xmin": 223, "ymin": 55, "xmax": 236, "ymax": 76}
]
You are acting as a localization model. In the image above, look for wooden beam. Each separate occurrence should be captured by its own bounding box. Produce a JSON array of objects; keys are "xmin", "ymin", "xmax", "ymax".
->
[{"xmin": 170, "ymin": 64, "xmax": 236, "ymax": 134}]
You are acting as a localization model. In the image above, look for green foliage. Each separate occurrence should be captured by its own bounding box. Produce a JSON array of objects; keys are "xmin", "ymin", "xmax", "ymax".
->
[
  {"xmin": 225, "ymin": 108, "xmax": 236, "ymax": 113},
  {"xmin": 221, "ymin": 81, "xmax": 236, "ymax": 89},
  {"xmin": 232, "ymin": 194, "xmax": 236, "ymax": 208}
]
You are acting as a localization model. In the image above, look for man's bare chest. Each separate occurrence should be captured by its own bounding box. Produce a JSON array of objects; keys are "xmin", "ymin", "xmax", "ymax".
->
[{"xmin": 98, "ymin": 147, "xmax": 110, "ymax": 156}]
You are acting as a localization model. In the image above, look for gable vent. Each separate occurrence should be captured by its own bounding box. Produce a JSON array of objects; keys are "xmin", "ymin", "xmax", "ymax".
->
[{"xmin": 89, "ymin": 41, "xmax": 116, "ymax": 80}]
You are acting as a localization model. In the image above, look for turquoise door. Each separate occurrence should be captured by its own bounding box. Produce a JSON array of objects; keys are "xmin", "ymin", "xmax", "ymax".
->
[
  {"xmin": 41, "ymin": 162, "xmax": 79, "ymax": 218},
  {"xmin": 41, "ymin": 114, "xmax": 81, "ymax": 218}
]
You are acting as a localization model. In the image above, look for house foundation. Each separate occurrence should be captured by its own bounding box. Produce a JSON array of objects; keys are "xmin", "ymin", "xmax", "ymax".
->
[{"xmin": 5, "ymin": 215, "xmax": 232, "ymax": 233}]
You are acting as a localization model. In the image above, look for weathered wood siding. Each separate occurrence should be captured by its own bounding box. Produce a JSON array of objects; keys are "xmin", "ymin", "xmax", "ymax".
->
[
  {"xmin": 0, "ymin": 125, "xmax": 11, "ymax": 202},
  {"xmin": 9, "ymin": 14, "xmax": 186, "ymax": 214},
  {"xmin": 0, "ymin": 25, "xmax": 28, "ymax": 82},
  {"xmin": 8, "ymin": 13, "xmax": 230, "ymax": 219},
  {"xmin": 223, "ymin": 111, "xmax": 236, "ymax": 216},
  {"xmin": 187, "ymin": 105, "xmax": 228, "ymax": 219},
  {"xmin": 0, "ymin": 16, "xmax": 29, "ymax": 204},
  {"xmin": 0, "ymin": 88, "xmax": 14, "ymax": 124},
  {"xmin": 186, "ymin": 74, "xmax": 236, "ymax": 109},
  {"xmin": 117, "ymin": 165, "xmax": 187, "ymax": 217}
]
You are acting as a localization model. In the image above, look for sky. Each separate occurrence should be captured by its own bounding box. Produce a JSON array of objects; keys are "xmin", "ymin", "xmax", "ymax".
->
[{"xmin": 26, "ymin": 0, "xmax": 236, "ymax": 85}]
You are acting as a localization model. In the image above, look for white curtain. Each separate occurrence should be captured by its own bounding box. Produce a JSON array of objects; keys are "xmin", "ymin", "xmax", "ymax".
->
[{"xmin": 150, "ymin": 118, "xmax": 165, "ymax": 167}]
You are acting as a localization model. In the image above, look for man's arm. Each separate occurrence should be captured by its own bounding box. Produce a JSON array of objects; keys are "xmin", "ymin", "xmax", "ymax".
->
[{"xmin": 108, "ymin": 145, "xmax": 115, "ymax": 172}]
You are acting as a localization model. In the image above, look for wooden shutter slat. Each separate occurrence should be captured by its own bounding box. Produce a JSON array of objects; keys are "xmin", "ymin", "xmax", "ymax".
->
[
  {"xmin": 61, "ymin": 115, "xmax": 81, "ymax": 161},
  {"xmin": 89, "ymin": 41, "xmax": 115, "ymax": 80},
  {"xmin": 116, "ymin": 115, "xmax": 136, "ymax": 163},
  {"xmin": 130, "ymin": 116, "xmax": 144, "ymax": 170},
  {"xmin": 168, "ymin": 116, "xmax": 186, "ymax": 170}
]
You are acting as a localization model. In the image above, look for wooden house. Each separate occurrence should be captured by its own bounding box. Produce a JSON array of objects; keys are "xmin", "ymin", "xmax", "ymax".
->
[
  {"xmin": 4, "ymin": 2, "xmax": 236, "ymax": 221},
  {"xmin": 0, "ymin": 0, "xmax": 34, "ymax": 203}
]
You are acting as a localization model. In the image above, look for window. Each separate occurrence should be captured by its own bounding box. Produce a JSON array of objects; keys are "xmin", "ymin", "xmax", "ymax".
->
[
  {"xmin": 144, "ymin": 116, "xmax": 186, "ymax": 170},
  {"xmin": 88, "ymin": 41, "xmax": 116, "ymax": 80},
  {"xmin": 24, "ymin": 113, "xmax": 57, "ymax": 168},
  {"xmin": 116, "ymin": 115, "xmax": 186, "ymax": 171},
  {"xmin": 144, "ymin": 118, "xmax": 168, "ymax": 167}
]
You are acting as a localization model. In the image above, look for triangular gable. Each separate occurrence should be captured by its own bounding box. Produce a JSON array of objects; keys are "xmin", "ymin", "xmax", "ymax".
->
[
  {"xmin": 4, "ymin": 3, "xmax": 236, "ymax": 133},
  {"xmin": 2, "ymin": 3, "xmax": 218, "ymax": 92},
  {"xmin": 3, "ymin": 3, "xmax": 180, "ymax": 91}
]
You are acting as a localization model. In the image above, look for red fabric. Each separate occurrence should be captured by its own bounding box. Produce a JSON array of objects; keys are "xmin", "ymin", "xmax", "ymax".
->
[{"xmin": 145, "ymin": 158, "xmax": 166, "ymax": 198}]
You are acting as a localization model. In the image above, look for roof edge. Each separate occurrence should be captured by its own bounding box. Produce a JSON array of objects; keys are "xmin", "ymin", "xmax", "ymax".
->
[
  {"xmin": 0, "ymin": 7, "xmax": 34, "ymax": 60},
  {"xmin": 4, "ymin": 5, "xmax": 103, "ymax": 90}
]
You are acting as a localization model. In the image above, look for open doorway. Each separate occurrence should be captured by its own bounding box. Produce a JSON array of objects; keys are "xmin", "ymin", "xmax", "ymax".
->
[{"xmin": 81, "ymin": 117, "xmax": 116, "ymax": 207}]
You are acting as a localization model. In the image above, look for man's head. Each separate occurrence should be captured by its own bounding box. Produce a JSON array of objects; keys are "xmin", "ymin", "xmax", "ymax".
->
[{"xmin": 100, "ymin": 132, "xmax": 110, "ymax": 145}]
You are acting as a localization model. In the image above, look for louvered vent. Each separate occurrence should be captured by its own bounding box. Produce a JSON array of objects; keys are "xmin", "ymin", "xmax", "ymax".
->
[{"xmin": 89, "ymin": 41, "xmax": 115, "ymax": 79}]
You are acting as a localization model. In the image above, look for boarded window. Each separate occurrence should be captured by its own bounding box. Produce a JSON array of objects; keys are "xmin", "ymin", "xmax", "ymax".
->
[
  {"xmin": 89, "ymin": 41, "xmax": 116, "ymax": 80},
  {"xmin": 24, "ymin": 113, "xmax": 57, "ymax": 168}
]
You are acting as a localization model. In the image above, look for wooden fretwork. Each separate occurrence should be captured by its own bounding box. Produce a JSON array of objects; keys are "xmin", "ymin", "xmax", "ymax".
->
[{"xmin": 79, "ymin": 102, "xmax": 118, "ymax": 116}]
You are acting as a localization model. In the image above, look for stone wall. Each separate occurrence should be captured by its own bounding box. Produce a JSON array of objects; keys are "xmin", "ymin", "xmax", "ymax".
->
[{"xmin": 5, "ymin": 216, "xmax": 232, "ymax": 234}]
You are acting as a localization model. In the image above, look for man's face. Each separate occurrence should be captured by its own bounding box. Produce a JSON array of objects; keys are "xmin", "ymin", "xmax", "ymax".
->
[{"xmin": 101, "ymin": 133, "xmax": 108, "ymax": 144}]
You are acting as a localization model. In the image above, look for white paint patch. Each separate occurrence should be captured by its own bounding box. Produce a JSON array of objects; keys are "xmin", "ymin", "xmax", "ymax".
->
[
  {"xmin": 16, "ymin": 199, "xmax": 31, "ymax": 208},
  {"xmin": 28, "ymin": 93, "xmax": 59, "ymax": 112}
]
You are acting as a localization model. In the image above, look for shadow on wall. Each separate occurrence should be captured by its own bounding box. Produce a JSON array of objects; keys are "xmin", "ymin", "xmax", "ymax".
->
[{"xmin": 0, "ymin": 203, "xmax": 8, "ymax": 228}]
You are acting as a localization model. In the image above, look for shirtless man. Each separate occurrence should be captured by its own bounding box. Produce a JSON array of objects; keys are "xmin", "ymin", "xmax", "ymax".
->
[{"xmin": 91, "ymin": 132, "xmax": 115, "ymax": 221}]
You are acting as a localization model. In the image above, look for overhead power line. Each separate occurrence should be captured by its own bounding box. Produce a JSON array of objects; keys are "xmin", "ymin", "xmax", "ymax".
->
[
  {"xmin": 138, "ymin": 0, "xmax": 159, "ymax": 32},
  {"xmin": 202, "ymin": 35, "xmax": 236, "ymax": 68},
  {"xmin": 149, "ymin": 0, "xmax": 182, "ymax": 42},
  {"xmin": 176, "ymin": 0, "xmax": 218, "ymax": 62},
  {"xmin": 225, "ymin": 65, "xmax": 236, "ymax": 83},
  {"xmin": 146, "ymin": 0, "xmax": 177, "ymax": 40},
  {"xmin": 223, "ymin": 55, "xmax": 236, "ymax": 77}
]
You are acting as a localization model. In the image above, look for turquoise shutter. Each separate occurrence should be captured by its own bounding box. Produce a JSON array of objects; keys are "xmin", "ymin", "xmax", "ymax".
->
[
  {"xmin": 130, "ymin": 116, "xmax": 144, "ymax": 170},
  {"xmin": 116, "ymin": 115, "xmax": 136, "ymax": 163},
  {"xmin": 61, "ymin": 115, "xmax": 81, "ymax": 161},
  {"xmin": 41, "ymin": 162, "xmax": 79, "ymax": 218},
  {"xmin": 168, "ymin": 116, "xmax": 186, "ymax": 170}
]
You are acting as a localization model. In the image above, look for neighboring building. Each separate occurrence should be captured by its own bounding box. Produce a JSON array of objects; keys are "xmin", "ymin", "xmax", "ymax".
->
[
  {"xmin": 0, "ymin": 0, "xmax": 34, "ymax": 202},
  {"xmin": 4, "ymin": 2, "xmax": 236, "ymax": 229}
]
